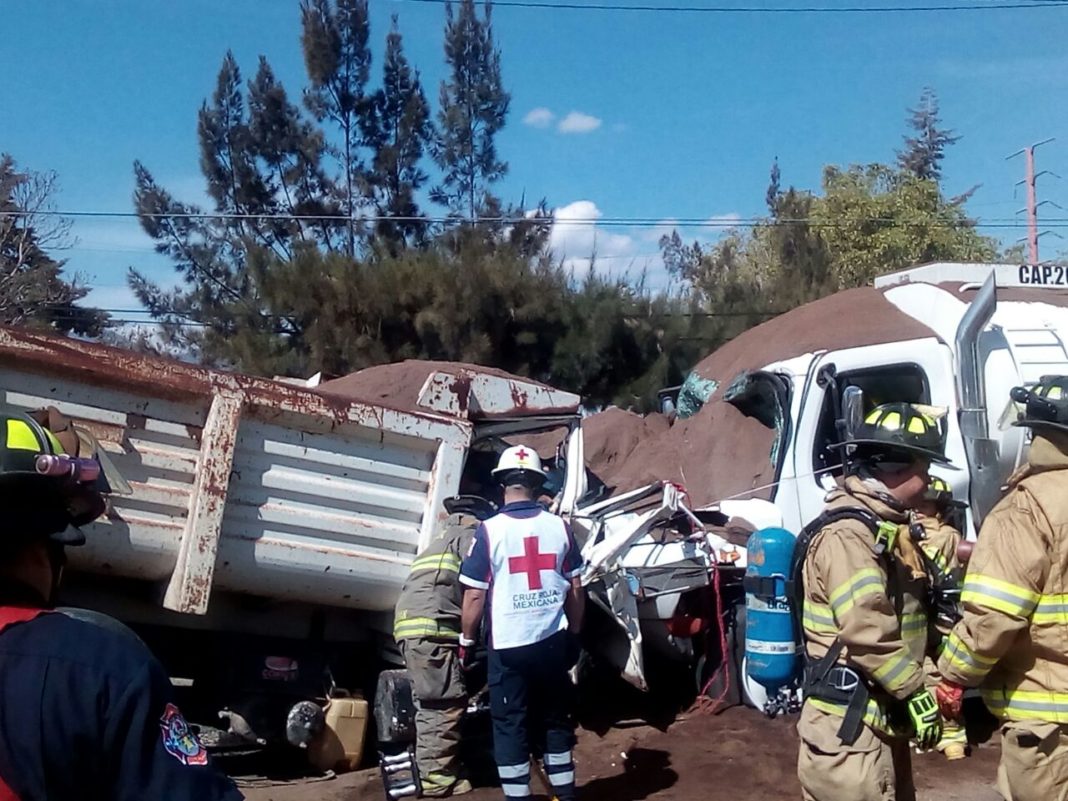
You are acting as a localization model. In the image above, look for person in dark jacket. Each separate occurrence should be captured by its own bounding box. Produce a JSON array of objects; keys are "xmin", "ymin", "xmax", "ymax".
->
[{"xmin": 0, "ymin": 411, "xmax": 241, "ymax": 801}]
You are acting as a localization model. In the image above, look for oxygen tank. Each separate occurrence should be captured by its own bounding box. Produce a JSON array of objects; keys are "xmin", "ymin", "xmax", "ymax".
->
[{"xmin": 743, "ymin": 526, "xmax": 800, "ymax": 695}]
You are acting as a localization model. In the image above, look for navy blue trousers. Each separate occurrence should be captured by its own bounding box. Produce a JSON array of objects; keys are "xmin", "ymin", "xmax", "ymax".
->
[{"xmin": 488, "ymin": 631, "xmax": 577, "ymax": 800}]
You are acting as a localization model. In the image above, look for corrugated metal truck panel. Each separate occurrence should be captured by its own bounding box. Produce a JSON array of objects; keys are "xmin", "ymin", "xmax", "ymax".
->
[{"xmin": 0, "ymin": 327, "xmax": 473, "ymax": 616}]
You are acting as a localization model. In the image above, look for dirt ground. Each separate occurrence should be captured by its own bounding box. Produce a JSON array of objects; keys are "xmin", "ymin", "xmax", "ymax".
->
[{"xmin": 236, "ymin": 706, "xmax": 1002, "ymax": 801}]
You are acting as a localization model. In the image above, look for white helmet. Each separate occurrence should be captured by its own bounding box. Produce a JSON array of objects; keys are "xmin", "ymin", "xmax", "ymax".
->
[{"xmin": 491, "ymin": 444, "xmax": 546, "ymax": 481}]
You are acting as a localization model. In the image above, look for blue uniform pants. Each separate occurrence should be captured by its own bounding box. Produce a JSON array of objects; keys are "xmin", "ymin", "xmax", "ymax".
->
[{"xmin": 488, "ymin": 631, "xmax": 577, "ymax": 800}]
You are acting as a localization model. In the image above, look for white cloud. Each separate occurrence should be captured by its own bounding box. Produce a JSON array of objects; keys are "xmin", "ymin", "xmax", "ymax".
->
[
  {"xmin": 703, "ymin": 212, "xmax": 742, "ymax": 229},
  {"xmin": 523, "ymin": 107, "xmax": 556, "ymax": 128},
  {"xmin": 558, "ymin": 111, "xmax": 602, "ymax": 135},
  {"xmin": 549, "ymin": 200, "xmax": 640, "ymax": 275}
]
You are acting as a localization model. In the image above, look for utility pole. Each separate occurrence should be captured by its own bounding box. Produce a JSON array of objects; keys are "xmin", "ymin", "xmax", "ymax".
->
[{"xmin": 1008, "ymin": 138, "xmax": 1056, "ymax": 263}]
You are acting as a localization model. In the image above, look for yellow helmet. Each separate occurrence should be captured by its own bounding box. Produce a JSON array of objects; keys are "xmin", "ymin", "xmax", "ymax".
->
[{"xmin": 0, "ymin": 412, "xmax": 106, "ymax": 543}]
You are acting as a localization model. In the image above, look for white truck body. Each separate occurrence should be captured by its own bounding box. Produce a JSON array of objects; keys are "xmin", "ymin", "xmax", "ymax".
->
[{"xmin": 689, "ymin": 262, "xmax": 1068, "ymax": 538}]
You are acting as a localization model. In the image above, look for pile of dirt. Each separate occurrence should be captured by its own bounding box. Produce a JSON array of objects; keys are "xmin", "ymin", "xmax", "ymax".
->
[
  {"xmin": 689, "ymin": 286, "xmax": 936, "ymax": 386},
  {"xmin": 317, "ymin": 360, "xmax": 555, "ymax": 416},
  {"xmin": 584, "ymin": 287, "xmax": 939, "ymax": 506},
  {"xmin": 239, "ymin": 707, "xmax": 1002, "ymax": 801},
  {"xmin": 585, "ymin": 403, "xmax": 776, "ymax": 507}
]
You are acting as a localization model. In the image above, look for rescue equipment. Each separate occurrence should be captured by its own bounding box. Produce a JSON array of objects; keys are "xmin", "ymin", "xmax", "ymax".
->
[{"xmin": 743, "ymin": 526, "xmax": 800, "ymax": 712}]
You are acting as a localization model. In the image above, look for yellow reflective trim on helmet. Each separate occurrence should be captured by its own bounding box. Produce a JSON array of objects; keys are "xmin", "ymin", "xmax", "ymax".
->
[
  {"xmin": 906, "ymin": 416, "xmax": 927, "ymax": 434},
  {"xmin": 6, "ymin": 419, "xmax": 41, "ymax": 452},
  {"xmin": 929, "ymin": 477, "xmax": 949, "ymax": 493},
  {"xmin": 43, "ymin": 429, "xmax": 64, "ymax": 455},
  {"xmin": 881, "ymin": 411, "xmax": 902, "ymax": 430},
  {"xmin": 1048, "ymin": 386, "xmax": 1064, "ymax": 400}
]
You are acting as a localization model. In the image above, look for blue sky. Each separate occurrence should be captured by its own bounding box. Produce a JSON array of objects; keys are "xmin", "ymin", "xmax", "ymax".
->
[{"xmin": 3, "ymin": 0, "xmax": 1068, "ymax": 316}]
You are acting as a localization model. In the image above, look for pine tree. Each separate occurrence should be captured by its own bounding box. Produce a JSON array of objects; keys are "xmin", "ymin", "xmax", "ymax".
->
[
  {"xmin": 369, "ymin": 17, "xmax": 432, "ymax": 250},
  {"xmin": 247, "ymin": 56, "xmax": 337, "ymax": 250},
  {"xmin": 300, "ymin": 0, "xmax": 374, "ymax": 257},
  {"xmin": 0, "ymin": 155, "xmax": 106, "ymax": 335},
  {"xmin": 431, "ymin": 0, "xmax": 511, "ymax": 220},
  {"xmin": 897, "ymin": 87, "xmax": 960, "ymax": 183},
  {"xmin": 766, "ymin": 157, "xmax": 781, "ymax": 213}
]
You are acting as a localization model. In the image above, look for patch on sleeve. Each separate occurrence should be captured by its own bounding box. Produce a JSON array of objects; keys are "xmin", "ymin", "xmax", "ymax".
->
[{"xmin": 159, "ymin": 703, "xmax": 208, "ymax": 766}]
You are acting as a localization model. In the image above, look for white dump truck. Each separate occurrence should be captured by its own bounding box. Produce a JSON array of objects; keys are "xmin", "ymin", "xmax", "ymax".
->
[
  {"xmin": 0, "ymin": 327, "xmax": 590, "ymax": 767},
  {"xmin": 636, "ymin": 261, "xmax": 1068, "ymax": 708}
]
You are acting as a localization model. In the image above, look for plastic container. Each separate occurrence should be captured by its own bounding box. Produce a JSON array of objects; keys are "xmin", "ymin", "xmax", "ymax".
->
[{"xmin": 308, "ymin": 695, "xmax": 369, "ymax": 773}]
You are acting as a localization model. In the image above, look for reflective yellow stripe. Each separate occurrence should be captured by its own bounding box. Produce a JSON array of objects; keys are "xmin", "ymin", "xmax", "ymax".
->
[
  {"xmin": 829, "ymin": 568, "xmax": 885, "ymax": 617},
  {"xmin": 808, "ymin": 696, "xmax": 893, "ymax": 735},
  {"xmin": 871, "ymin": 651, "xmax": 920, "ymax": 693},
  {"xmin": 409, "ymin": 554, "xmax": 462, "ymax": 574},
  {"xmin": 1033, "ymin": 594, "xmax": 1068, "ymax": 624},
  {"xmin": 900, "ymin": 613, "xmax": 927, "ymax": 645},
  {"xmin": 5, "ymin": 419, "xmax": 39, "ymax": 451},
  {"xmin": 920, "ymin": 545, "xmax": 949, "ymax": 574},
  {"xmin": 940, "ymin": 630, "xmax": 996, "ymax": 680},
  {"xmin": 961, "ymin": 574, "xmax": 1038, "ymax": 617},
  {"xmin": 939, "ymin": 721, "xmax": 968, "ymax": 745},
  {"xmin": 982, "ymin": 688, "xmax": 1068, "ymax": 723},
  {"xmin": 393, "ymin": 616, "xmax": 461, "ymax": 640},
  {"xmin": 802, "ymin": 601, "xmax": 837, "ymax": 634}
]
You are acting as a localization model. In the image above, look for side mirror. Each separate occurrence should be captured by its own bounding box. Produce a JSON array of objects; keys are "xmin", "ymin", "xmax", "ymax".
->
[{"xmin": 842, "ymin": 386, "xmax": 865, "ymax": 442}]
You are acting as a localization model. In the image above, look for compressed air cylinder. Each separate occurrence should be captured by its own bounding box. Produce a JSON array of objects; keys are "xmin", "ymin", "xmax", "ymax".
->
[{"xmin": 744, "ymin": 526, "xmax": 800, "ymax": 693}]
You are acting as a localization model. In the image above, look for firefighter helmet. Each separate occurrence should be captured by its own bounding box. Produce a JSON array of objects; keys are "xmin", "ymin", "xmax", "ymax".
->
[
  {"xmin": 1011, "ymin": 376, "xmax": 1068, "ymax": 435},
  {"xmin": 491, "ymin": 444, "xmax": 547, "ymax": 485},
  {"xmin": 924, "ymin": 476, "xmax": 965, "ymax": 508},
  {"xmin": 0, "ymin": 412, "xmax": 106, "ymax": 543},
  {"xmin": 832, "ymin": 402, "xmax": 953, "ymax": 467}
]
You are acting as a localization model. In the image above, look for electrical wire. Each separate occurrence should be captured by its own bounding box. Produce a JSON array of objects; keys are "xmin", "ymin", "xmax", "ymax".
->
[
  {"xmin": 398, "ymin": 0, "xmax": 1067, "ymax": 13},
  {"xmin": 2, "ymin": 209, "xmax": 1063, "ymax": 230}
]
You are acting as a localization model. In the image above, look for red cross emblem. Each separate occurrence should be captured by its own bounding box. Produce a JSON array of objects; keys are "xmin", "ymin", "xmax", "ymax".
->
[
  {"xmin": 508, "ymin": 536, "xmax": 557, "ymax": 590},
  {"xmin": 514, "ymin": 448, "xmax": 530, "ymax": 463}
]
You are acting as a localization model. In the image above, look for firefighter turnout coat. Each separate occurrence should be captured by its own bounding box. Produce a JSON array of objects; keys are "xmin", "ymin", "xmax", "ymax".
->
[
  {"xmin": 938, "ymin": 431, "xmax": 1068, "ymax": 723},
  {"xmin": 394, "ymin": 512, "xmax": 479, "ymax": 643},
  {"xmin": 801, "ymin": 476, "xmax": 928, "ymax": 733}
]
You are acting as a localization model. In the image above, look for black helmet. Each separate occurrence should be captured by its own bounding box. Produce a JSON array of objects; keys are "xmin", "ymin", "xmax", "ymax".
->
[
  {"xmin": 0, "ymin": 412, "xmax": 107, "ymax": 545},
  {"xmin": 832, "ymin": 402, "xmax": 953, "ymax": 467},
  {"xmin": 1011, "ymin": 376, "xmax": 1068, "ymax": 435}
]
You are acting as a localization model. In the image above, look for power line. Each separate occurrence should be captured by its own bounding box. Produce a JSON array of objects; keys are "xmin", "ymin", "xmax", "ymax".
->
[
  {"xmin": 3, "ymin": 209, "xmax": 1065, "ymax": 230},
  {"xmin": 398, "ymin": 0, "xmax": 1067, "ymax": 13}
]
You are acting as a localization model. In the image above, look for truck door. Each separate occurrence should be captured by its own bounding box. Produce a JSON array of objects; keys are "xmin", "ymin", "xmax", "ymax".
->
[{"xmin": 791, "ymin": 338, "xmax": 959, "ymax": 530}]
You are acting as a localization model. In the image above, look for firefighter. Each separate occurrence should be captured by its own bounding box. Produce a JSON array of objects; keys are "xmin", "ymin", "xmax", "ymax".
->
[
  {"xmin": 0, "ymin": 411, "xmax": 242, "ymax": 801},
  {"xmin": 796, "ymin": 403, "xmax": 946, "ymax": 801},
  {"xmin": 393, "ymin": 488, "xmax": 497, "ymax": 797},
  {"xmin": 935, "ymin": 375, "xmax": 1068, "ymax": 801},
  {"xmin": 912, "ymin": 477, "xmax": 967, "ymax": 760},
  {"xmin": 459, "ymin": 445, "xmax": 584, "ymax": 801}
]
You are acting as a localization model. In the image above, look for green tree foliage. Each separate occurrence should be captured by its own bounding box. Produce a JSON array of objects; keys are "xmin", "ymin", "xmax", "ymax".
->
[
  {"xmin": 431, "ymin": 0, "xmax": 510, "ymax": 219},
  {"xmin": 0, "ymin": 155, "xmax": 105, "ymax": 335},
  {"xmin": 897, "ymin": 87, "xmax": 960, "ymax": 183},
  {"xmin": 661, "ymin": 158, "xmax": 996, "ymax": 360},
  {"xmin": 300, "ymin": 0, "xmax": 374, "ymax": 256},
  {"xmin": 815, "ymin": 164, "xmax": 995, "ymax": 286},
  {"xmin": 368, "ymin": 18, "xmax": 433, "ymax": 250}
]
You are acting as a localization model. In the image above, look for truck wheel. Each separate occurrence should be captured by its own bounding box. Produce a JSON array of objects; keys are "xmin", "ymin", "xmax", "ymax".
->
[{"xmin": 374, "ymin": 669, "xmax": 416, "ymax": 745}]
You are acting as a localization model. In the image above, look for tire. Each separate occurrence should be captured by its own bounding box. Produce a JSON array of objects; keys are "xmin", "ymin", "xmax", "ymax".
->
[{"xmin": 374, "ymin": 669, "xmax": 416, "ymax": 745}]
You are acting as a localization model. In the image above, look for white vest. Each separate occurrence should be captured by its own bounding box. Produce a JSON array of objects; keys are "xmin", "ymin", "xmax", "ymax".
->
[{"xmin": 482, "ymin": 510, "xmax": 574, "ymax": 650}]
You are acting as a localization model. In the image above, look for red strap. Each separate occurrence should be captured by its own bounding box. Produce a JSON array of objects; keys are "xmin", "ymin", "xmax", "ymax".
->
[
  {"xmin": 0, "ymin": 607, "xmax": 40, "ymax": 801},
  {"xmin": 0, "ymin": 607, "xmax": 44, "ymax": 633}
]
